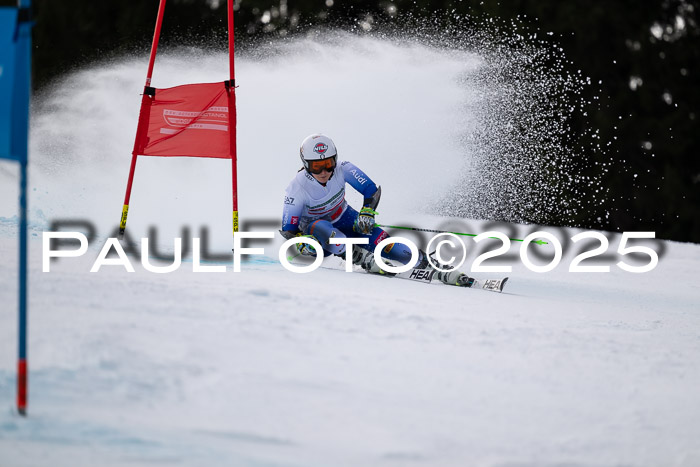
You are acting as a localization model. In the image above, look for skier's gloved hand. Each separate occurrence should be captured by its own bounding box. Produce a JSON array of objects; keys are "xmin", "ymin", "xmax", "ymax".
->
[
  {"xmin": 354, "ymin": 207, "xmax": 377, "ymax": 235},
  {"xmin": 295, "ymin": 234, "xmax": 318, "ymax": 256}
]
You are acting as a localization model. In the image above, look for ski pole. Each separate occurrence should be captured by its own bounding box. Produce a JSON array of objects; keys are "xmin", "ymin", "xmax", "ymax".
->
[{"xmin": 376, "ymin": 224, "xmax": 548, "ymax": 245}]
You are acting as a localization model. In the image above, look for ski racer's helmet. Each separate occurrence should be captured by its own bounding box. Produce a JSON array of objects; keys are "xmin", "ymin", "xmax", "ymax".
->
[{"xmin": 300, "ymin": 134, "xmax": 338, "ymax": 174}]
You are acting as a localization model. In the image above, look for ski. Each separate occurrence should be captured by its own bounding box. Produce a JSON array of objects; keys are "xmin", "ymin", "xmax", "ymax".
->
[
  {"xmin": 471, "ymin": 277, "xmax": 509, "ymax": 293},
  {"xmin": 397, "ymin": 267, "xmax": 508, "ymax": 293},
  {"xmin": 397, "ymin": 267, "xmax": 436, "ymax": 283}
]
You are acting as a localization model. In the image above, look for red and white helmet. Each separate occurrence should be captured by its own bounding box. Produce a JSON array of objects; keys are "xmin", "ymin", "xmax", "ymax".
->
[{"xmin": 299, "ymin": 134, "xmax": 338, "ymax": 172}]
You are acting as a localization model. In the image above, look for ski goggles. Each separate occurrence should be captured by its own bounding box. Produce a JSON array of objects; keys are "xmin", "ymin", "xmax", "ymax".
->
[{"xmin": 307, "ymin": 156, "xmax": 337, "ymax": 174}]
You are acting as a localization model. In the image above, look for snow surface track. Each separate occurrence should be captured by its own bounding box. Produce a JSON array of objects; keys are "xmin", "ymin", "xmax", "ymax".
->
[{"xmin": 1, "ymin": 35, "xmax": 700, "ymax": 467}]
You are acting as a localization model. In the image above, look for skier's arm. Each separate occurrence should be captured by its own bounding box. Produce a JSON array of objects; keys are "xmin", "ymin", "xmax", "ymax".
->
[
  {"xmin": 339, "ymin": 161, "xmax": 382, "ymax": 234},
  {"xmin": 340, "ymin": 161, "xmax": 379, "ymax": 207},
  {"xmin": 280, "ymin": 184, "xmax": 305, "ymax": 237}
]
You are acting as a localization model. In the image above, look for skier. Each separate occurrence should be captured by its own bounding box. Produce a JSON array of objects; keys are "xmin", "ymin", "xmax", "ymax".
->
[{"xmin": 280, "ymin": 133, "xmax": 476, "ymax": 287}]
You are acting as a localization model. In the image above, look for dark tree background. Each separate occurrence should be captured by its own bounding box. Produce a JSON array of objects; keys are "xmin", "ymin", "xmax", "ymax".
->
[{"xmin": 5, "ymin": 0, "xmax": 699, "ymax": 242}]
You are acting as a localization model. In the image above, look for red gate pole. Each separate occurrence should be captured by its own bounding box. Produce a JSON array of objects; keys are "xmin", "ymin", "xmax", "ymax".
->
[
  {"xmin": 228, "ymin": 0, "xmax": 239, "ymax": 236},
  {"xmin": 119, "ymin": 0, "xmax": 168, "ymax": 239}
]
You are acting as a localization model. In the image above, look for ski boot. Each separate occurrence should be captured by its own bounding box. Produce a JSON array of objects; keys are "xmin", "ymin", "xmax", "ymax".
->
[
  {"xmin": 435, "ymin": 269, "xmax": 476, "ymax": 287},
  {"xmin": 423, "ymin": 250, "xmax": 476, "ymax": 287},
  {"xmin": 339, "ymin": 248, "xmax": 397, "ymax": 276}
]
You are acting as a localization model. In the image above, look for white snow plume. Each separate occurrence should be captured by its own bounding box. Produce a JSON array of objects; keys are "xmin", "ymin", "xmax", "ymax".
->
[{"xmin": 414, "ymin": 20, "xmax": 603, "ymax": 226}]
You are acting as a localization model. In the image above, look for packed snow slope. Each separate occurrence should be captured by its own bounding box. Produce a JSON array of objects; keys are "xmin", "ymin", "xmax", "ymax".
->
[{"xmin": 1, "ymin": 35, "xmax": 700, "ymax": 467}]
